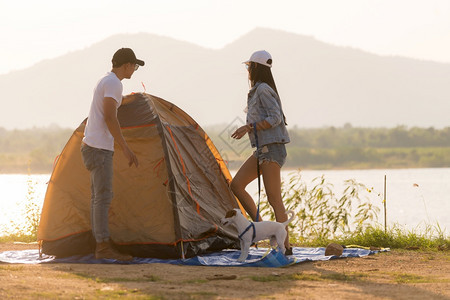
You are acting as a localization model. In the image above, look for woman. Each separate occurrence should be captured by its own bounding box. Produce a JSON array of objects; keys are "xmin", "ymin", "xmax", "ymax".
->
[{"xmin": 230, "ymin": 50, "xmax": 291, "ymax": 253}]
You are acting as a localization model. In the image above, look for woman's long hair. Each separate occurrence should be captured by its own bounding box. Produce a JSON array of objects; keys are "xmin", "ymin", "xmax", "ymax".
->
[
  {"xmin": 248, "ymin": 61, "xmax": 287, "ymax": 125},
  {"xmin": 248, "ymin": 61, "xmax": 278, "ymax": 95}
]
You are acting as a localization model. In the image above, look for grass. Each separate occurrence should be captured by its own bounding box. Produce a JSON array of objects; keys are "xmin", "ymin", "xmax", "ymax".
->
[
  {"xmin": 30, "ymin": 289, "xmax": 161, "ymax": 300},
  {"xmin": 250, "ymin": 271, "xmax": 368, "ymax": 283},
  {"xmin": 186, "ymin": 291, "xmax": 219, "ymax": 298},
  {"xmin": 0, "ymin": 234, "xmax": 37, "ymax": 243},
  {"xmin": 249, "ymin": 270, "xmax": 450, "ymax": 286},
  {"xmin": 290, "ymin": 273, "xmax": 323, "ymax": 281},
  {"xmin": 293, "ymin": 223, "xmax": 450, "ymax": 251},
  {"xmin": 184, "ymin": 279, "xmax": 209, "ymax": 284},
  {"xmin": 249, "ymin": 274, "xmax": 286, "ymax": 282},
  {"xmin": 388, "ymin": 272, "xmax": 450, "ymax": 284},
  {"xmin": 56, "ymin": 273, "xmax": 164, "ymax": 299},
  {"xmin": 393, "ymin": 273, "xmax": 432, "ymax": 284},
  {"xmin": 0, "ymin": 265, "xmax": 24, "ymax": 271},
  {"xmin": 94, "ymin": 289, "xmax": 160, "ymax": 299},
  {"xmin": 250, "ymin": 270, "xmax": 450, "ymax": 285},
  {"xmin": 31, "ymin": 292, "xmax": 60, "ymax": 299},
  {"xmin": 322, "ymin": 272, "xmax": 368, "ymax": 282},
  {"xmin": 2, "ymin": 225, "xmax": 448, "ymax": 253},
  {"xmin": 68, "ymin": 272, "xmax": 161, "ymax": 283},
  {"xmin": 2, "ymin": 223, "xmax": 448, "ymax": 252}
]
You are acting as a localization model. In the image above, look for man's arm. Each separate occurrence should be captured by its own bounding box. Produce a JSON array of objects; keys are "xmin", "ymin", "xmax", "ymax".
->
[{"xmin": 103, "ymin": 97, "xmax": 139, "ymax": 167}]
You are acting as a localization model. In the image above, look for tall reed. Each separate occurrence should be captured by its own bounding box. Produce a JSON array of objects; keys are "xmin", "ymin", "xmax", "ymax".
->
[
  {"xmin": 5, "ymin": 164, "xmax": 41, "ymax": 242},
  {"xmin": 259, "ymin": 170, "xmax": 449, "ymax": 250},
  {"xmin": 259, "ymin": 170, "xmax": 380, "ymax": 240}
]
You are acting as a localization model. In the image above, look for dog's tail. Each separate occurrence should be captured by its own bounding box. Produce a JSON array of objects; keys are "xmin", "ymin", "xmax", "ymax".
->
[{"xmin": 282, "ymin": 210, "xmax": 295, "ymax": 226}]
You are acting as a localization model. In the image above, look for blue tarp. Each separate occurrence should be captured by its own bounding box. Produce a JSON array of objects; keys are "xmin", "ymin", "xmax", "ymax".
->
[{"xmin": 0, "ymin": 247, "xmax": 388, "ymax": 267}]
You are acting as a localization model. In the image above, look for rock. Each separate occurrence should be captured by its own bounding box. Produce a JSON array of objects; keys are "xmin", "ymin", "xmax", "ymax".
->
[{"xmin": 325, "ymin": 243, "xmax": 344, "ymax": 256}]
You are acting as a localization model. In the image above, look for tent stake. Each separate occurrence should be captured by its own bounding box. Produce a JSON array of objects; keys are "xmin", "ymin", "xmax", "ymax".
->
[{"xmin": 38, "ymin": 240, "xmax": 42, "ymax": 259}]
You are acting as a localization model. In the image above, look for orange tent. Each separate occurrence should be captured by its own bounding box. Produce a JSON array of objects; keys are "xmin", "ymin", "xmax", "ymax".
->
[{"xmin": 38, "ymin": 93, "xmax": 242, "ymax": 258}]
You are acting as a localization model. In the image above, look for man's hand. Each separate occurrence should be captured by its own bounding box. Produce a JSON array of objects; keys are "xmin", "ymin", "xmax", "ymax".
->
[
  {"xmin": 122, "ymin": 145, "xmax": 139, "ymax": 167},
  {"xmin": 103, "ymin": 97, "xmax": 139, "ymax": 167}
]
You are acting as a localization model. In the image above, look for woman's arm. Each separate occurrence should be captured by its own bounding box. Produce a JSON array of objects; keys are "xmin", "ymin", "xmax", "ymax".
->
[
  {"xmin": 230, "ymin": 120, "xmax": 272, "ymax": 139},
  {"xmin": 258, "ymin": 85, "xmax": 282, "ymax": 127}
]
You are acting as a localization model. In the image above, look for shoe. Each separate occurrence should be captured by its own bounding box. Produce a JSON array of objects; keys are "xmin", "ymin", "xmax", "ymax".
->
[
  {"xmin": 95, "ymin": 241, "xmax": 133, "ymax": 261},
  {"xmin": 285, "ymin": 247, "xmax": 293, "ymax": 256}
]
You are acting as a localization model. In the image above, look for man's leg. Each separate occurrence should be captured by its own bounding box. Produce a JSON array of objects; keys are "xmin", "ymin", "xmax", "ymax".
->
[
  {"xmin": 81, "ymin": 145, "xmax": 132, "ymax": 261},
  {"xmin": 90, "ymin": 149, "xmax": 113, "ymax": 243}
]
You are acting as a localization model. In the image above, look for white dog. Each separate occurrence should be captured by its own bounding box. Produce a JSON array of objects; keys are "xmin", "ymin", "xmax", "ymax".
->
[{"xmin": 221, "ymin": 208, "xmax": 295, "ymax": 262}]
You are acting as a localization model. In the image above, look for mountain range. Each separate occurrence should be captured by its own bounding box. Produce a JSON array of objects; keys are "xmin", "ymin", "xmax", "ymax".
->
[{"xmin": 1, "ymin": 28, "xmax": 449, "ymax": 129}]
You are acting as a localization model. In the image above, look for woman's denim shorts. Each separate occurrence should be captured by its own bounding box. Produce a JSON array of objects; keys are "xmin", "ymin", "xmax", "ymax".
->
[{"xmin": 253, "ymin": 143, "xmax": 287, "ymax": 168}]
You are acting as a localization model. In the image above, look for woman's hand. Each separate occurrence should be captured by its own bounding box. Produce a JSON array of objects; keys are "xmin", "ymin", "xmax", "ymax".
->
[{"xmin": 231, "ymin": 125, "xmax": 251, "ymax": 139}]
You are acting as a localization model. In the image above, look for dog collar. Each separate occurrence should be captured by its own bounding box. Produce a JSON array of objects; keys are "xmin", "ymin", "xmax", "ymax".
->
[{"xmin": 238, "ymin": 222, "xmax": 256, "ymax": 242}]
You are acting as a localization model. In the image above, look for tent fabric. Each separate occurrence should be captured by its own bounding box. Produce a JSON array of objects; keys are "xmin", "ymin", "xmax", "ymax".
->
[
  {"xmin": 37, "ymin": 93, "xmax": 241, "ymax": 259},
  {"xmin": 0, "ymin": 247, "xmax": 388, "ymax": 267}
]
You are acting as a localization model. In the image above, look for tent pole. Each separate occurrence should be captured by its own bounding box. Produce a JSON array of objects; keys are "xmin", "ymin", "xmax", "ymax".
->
[{"xmin": 181, "ymin": 241, "xmax": 185, "ymax": 259}]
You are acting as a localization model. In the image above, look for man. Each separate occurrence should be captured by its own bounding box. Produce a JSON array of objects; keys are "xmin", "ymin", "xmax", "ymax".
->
[{"xmin": 81, "ymin": 48, "xmax": 144, "ymax": 261}]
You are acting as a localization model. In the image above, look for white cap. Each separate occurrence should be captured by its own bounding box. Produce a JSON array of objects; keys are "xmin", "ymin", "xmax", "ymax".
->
[{"xmin": 243, "ymin": 50, "xmax": 272, "ymax": 68}]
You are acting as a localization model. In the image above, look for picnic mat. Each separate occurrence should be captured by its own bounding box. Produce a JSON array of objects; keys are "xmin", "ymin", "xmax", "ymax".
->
[{"xmin": 0, "ymin": 247, "xmax": 388, "ymax": 267}]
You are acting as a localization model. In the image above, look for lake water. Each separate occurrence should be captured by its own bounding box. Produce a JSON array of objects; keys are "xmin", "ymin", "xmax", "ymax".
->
[
  {"xmin": 1, "ymin": 168, "xmax": 449, "ymax": 236},
  {"xmin": 0, "ymin": 174, "xmax": 49, "ymax": 235}
]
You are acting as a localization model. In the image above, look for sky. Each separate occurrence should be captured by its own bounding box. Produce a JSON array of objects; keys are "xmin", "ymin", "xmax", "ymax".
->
[{"xmin": 1, "ymin": 0, "xmax": 449, "ymax": 75}]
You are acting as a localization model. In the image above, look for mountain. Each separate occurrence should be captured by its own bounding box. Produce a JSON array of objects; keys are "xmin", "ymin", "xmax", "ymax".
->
[{"xmin": 1, "ymin": 28, "xmax": 450, "ymax": 129}]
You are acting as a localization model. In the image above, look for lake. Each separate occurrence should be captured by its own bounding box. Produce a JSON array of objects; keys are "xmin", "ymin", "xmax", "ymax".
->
[{"xmin": 1, "ymin": 168, "xmax": 449, "ymax": 236}]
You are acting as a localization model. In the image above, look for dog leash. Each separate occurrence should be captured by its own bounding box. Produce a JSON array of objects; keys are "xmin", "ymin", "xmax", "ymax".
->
[
  {"xmin": 253, "ymin": 122, "xmax": 261, "ymax": 223},
  {"xmin": 253, "ymin": 122, "xmax": 261, "ymax": 249}
]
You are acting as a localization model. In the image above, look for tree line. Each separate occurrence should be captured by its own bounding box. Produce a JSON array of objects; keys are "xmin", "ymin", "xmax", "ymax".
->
[
  {"xmin": 0, "ymin": 126, "xmax": 73, "ymax": 173},
  {"xmin": 208, "ymin": 124, "xmax": 450, "ymax": 170},
  {"xmin": 1, "ymin": 125, "xmax": 450, "ymax": 173},
  {"xmin": 287, "ymin": 125, "xmax": 450, "ymax": 148}
]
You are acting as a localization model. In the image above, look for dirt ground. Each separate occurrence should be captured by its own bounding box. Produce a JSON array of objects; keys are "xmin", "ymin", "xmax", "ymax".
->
[{"xmin": 0, "ymin": 243, "xmax": 449, "ymax": 299}]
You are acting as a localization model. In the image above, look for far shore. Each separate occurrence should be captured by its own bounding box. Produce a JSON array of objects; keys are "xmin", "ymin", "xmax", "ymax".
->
[{"xmin": 2, "ymin": 165, "xmax": 450, "ymax": 176}]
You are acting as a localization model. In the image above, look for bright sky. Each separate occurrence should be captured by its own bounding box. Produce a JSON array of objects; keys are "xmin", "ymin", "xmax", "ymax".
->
[{"xmin": 1, "ymin": 0, "xmax": 449, "ymax": 75}]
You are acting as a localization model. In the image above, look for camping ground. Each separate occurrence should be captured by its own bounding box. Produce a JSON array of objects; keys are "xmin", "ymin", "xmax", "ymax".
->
[{"xmin": 0, "ymin": 243, "xmax": 449, "ymax": 299}]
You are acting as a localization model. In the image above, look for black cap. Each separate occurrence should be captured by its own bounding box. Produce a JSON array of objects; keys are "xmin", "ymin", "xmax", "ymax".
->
[{"xmin": 112, "ymin": 48, "xmax": 145, "ymax": 67}]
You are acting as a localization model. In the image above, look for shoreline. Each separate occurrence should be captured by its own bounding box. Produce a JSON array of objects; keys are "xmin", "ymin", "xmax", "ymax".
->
[{"xmin": 2, "ymin": 166, "xmax": 450, "ymax": 175}]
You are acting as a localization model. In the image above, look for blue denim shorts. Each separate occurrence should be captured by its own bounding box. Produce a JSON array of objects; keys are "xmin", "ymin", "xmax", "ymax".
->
[{"xmin": 253, "ymin": 143, "xmax": 287, "ymax": 168}]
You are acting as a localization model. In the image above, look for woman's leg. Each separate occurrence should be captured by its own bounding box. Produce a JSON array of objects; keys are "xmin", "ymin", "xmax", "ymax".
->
[
  {"xmin": 230, "ymin": 155, "xmax": 261, "ymax": 221},
  {"xmin": 261, "ymin": 161, "xmax": 290, "ymax": 248}
]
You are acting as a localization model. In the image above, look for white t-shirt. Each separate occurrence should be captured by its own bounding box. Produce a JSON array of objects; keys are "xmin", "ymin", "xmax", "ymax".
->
[{"xmin": 83, "ymin": 72, "xmax": 123, "ymax": 151}]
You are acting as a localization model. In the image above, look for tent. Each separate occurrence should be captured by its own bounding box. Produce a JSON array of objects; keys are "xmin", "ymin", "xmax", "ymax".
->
[{"xmin": 37, "ymin": 93, "xmax": 241, "ymax": 259}]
